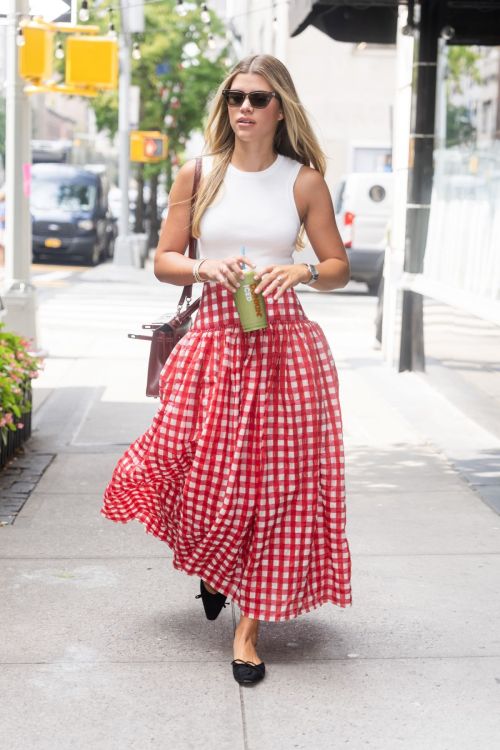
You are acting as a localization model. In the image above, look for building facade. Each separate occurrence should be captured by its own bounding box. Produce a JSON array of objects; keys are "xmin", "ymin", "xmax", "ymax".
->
[{"xmin": 213, "ymin": 0, "xmax": 397, "ymax": 190}]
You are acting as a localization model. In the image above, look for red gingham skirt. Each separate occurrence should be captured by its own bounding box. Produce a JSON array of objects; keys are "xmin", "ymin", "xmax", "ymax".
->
[{"xmin": 101, "ymin": 282, "xmax": 352, "ymax": 621}]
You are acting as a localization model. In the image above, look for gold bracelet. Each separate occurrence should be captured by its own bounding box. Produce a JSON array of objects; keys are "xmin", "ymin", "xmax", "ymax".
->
[{"xmin": 193, "ymin": 258, "xmax": 207, "ymax": 283}]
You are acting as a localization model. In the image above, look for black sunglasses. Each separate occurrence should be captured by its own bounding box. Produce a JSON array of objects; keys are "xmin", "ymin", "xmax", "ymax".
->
[{"xmin": 222, "ymin": 89, "xmax": 279, "ymax": 109}]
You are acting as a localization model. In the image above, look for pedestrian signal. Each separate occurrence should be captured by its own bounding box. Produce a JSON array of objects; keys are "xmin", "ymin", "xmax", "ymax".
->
[
  {"xmin": 66, "ymin": 36, "xmax": 118, "ymax": 89},
  {"xmin": 18, "ymin": 24, "xmax": 54, "ymax": 82},
  {"xmin": 144, "ymin": 138, "xmax": 162, "ymax": 158},
  {"xmin": 130, "ymin": 131, "xmax": 168, "ymax": 163}
]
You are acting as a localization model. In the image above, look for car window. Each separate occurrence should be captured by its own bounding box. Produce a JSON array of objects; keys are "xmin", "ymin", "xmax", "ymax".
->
[{"xmin": 31, "ymin": 179, "xmax": 97, "ymax": 212}]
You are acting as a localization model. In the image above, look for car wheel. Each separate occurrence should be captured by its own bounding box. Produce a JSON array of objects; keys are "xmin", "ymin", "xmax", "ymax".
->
[
  {"xmin": 367, "ymin": 277, "xmax": 382, "ymax": 296},
  {"xmin": 86, "ymin": 244, "xmax": 100, "ymax": 266}
]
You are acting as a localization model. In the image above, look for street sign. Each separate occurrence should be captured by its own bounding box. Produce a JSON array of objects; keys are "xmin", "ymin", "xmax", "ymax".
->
[
  {"xmin": 0, "ymin": 0, "xmax": 71, "ymax": 23},
  {"xmin": 129, "ymin": 85, "xmax": 140, "ymax": 129},
  {"xmin": 156, "ymin": 62, "xmax": 172, "ymax": 76}
]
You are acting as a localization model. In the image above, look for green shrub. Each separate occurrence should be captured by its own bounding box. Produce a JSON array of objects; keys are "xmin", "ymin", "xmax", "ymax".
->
[{"xmin": 0, "ymin": 324, "xmax": 43, "ymax": 445}]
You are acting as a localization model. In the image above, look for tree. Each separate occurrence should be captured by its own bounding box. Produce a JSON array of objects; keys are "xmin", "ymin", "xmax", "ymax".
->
[
  {"xmin": 88, "ymin": 0, "xmax": 230, "ymax": 244},
  {"xmin": 445, "ymin": 46, "xmax": 482, "ymax": 147}
]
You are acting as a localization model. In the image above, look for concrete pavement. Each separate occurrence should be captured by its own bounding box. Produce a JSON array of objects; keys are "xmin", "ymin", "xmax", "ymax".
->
[{"xmin": 1, "ymin": 261, "xmax": 500, "ymax": 750}]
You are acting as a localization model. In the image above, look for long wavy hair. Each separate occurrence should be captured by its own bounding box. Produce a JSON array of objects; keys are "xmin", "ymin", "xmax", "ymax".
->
[{"xmin": 191, "ymin": 54, "xmax": 326, "ymax": 249}]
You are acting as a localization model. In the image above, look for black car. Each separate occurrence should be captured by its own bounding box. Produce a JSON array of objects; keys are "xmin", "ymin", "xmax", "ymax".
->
[{"xmin": 31, "ymin": 163, "xmax": 116, "ymax": 265}]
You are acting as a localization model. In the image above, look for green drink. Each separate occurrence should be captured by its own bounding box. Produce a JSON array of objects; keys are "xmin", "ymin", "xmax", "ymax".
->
[{"xmin": 233, "ymin": 270, "xmax": 268, "ymax": 332}]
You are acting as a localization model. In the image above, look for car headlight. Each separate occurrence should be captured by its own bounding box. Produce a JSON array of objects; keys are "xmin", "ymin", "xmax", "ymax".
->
[{"xmin": 77, "ymin": 220, "xmax": 94, "ymax": 231}]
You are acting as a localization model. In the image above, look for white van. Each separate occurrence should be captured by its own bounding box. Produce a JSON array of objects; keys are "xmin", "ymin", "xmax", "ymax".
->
[
  {"xmin": 334, "ymin": 172, "xmax": 393, "ymax": 293},
  {"xmin": 293, "ymin": 172, "xmax": 392, "ymax": 293}
]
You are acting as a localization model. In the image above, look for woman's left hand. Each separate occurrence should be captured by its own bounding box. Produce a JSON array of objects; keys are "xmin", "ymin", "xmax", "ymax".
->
[{"xmin": 253, "ymin": 264, "xmax": 310, "ymax": 300}]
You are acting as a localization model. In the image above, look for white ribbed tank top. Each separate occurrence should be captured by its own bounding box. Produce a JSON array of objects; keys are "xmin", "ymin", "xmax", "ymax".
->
[{"xmin": 198, "ymin": 154, "xmax": 303, "ymax": 268}]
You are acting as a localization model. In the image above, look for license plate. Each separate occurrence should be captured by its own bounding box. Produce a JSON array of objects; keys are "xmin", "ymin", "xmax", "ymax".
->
[{"xmin": 45, "ymin": 237, "xmax": 62, "ymax": 248}]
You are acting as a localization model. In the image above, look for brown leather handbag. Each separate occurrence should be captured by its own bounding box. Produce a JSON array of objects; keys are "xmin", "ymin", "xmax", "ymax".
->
[{"xmin": 129, "ymin": 158, "xmax": 202, "ymax": 397}]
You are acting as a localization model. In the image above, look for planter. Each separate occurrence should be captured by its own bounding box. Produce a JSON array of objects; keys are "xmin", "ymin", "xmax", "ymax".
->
[{"xmin": 0, "ymin": 384, "xmax": 33, "ymax": 471}]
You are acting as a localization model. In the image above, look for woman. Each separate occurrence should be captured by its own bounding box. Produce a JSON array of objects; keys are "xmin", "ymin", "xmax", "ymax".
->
[{"xmin": 101, "ymin": 54, "xmax": 352, "ymax": 686}]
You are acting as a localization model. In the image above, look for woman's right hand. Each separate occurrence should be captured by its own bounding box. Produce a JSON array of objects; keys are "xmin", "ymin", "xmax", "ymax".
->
[{"xmin": 199, "ymin": 255, "xmax": 256, "ymax": 294}]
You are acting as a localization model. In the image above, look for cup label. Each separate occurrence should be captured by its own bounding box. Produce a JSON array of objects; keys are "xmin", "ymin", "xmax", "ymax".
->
[{"xmin": 249, "ymin": 282, "xmax": 264, "ymax": 317}]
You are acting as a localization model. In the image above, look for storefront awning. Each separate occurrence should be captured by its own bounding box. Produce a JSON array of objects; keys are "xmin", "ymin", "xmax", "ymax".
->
[
  {"xmin": 289, "ymin": 0, "xmax": 500, "ymax": 46},
  {"xmin": 289, "ymin": 0, "xmax": 398, "ymax": 43}
]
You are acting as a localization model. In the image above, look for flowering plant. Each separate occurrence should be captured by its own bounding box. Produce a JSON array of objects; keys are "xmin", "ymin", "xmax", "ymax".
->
[{"xmin": 0, "ymin": 324, "xmax": 44, "ymax": 445}]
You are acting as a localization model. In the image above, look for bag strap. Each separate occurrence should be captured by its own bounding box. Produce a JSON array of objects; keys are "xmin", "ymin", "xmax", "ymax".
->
[{"xmin": 177, "ymin": 157, "xmax": 203, "ymax": 310}]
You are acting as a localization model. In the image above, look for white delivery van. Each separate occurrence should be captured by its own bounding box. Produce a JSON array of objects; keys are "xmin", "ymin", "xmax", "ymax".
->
[
  {"xmin": 293, "ymin": 171, "xmax": 393, "ymax": 294},
  {"xmin": 333, "ymin": 172, "xmax": 393, "ymax": 293}
]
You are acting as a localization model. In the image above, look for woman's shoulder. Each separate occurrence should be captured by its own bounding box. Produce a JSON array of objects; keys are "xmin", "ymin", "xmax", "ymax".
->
[
  {"xmin": 294, "ymin": 163, "xmax": 325, "ymax": 188},
  {"xmin": 279, "ymin": 154, "xmax": 322, "ymax": 184},
  {"xmin": 177, "ymin": 153, "xmax": 214, "ymax": 177}
]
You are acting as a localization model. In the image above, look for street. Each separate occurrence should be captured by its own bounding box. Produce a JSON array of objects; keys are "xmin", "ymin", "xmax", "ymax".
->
[{"xmin": 1, "ymin": 259, "xmax": 500, "ymax": 749}]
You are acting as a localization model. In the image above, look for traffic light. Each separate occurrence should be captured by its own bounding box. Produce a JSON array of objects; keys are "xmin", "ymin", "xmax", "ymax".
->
[
  {"xmin": 66, "ymin": 36, "xmax": 118, "ymax": 90},
  {"xmin": 130, "ymin": 131, "xmax": 169, "ymax": 163},
  {"xmin": 18, "ymin": 23, "xmax": 54, "ymax": 82},
  {"xmin": 144, "ymin": 138, "xmax": 163, "ymax": 158},
  {"xmin": 18, "ymin": 20, "xmax": 117, "ymax": 98}
]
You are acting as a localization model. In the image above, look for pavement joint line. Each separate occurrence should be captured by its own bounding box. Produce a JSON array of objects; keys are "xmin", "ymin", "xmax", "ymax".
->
[
  {"xmin": 2, "ymin": 553, "xmax": 500, "ymax": 559},
  {"xmin": 0, "ymin": 555, "xmax": 171, "ymax": 560},
  {"xmin": 2, "ymin": 655, "xmax": 500, "ymax": 666},
  {"xmin": 68, "ymin": 387, "xmax": 105, "ymax": 448},
  {"xmin": 231, "ymin": 603, "xmax": 250, "ymax": 750}
]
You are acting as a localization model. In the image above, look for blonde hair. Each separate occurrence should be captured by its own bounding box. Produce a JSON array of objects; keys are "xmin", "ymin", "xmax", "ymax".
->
[{"xmin": 191, "ymin": 54, "xmax": 326, "ymax": 249}]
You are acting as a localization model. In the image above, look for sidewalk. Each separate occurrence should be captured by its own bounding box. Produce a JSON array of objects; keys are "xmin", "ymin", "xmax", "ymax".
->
[{"xmin": 2, "ymin": 263, "xmax": 500, "ymax": 750}]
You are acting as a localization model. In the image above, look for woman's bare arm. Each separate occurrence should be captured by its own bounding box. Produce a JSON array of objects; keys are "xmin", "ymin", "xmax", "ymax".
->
[
  {"xmin": 153, "ymin": 160, "xmax": 199, "ymax": 286},
  {"xmin": 294, "ymin": 167, "xmax": 350, "ymax": 291}
]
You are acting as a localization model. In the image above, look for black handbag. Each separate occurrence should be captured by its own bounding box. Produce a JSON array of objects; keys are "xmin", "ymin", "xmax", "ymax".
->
[{"xmin": 128, "ymin": 157, "xmax": 202, "ymax": 397}]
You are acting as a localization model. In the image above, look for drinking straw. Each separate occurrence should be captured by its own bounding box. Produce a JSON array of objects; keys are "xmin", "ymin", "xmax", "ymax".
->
[{"xmin": 241, "ymin": 245, "xmax": 246, "ymax": 271}]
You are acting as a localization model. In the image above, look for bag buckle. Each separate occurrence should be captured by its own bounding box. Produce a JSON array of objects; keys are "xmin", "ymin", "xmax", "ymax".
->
[{"xmin": 176, "ymin": 296, "xmax": 192, "ymax": 315}]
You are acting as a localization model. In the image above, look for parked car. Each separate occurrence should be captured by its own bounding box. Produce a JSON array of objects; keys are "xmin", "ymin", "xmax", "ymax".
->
[
  {"xmin": 333, "ymin": 172, "xmax": 393, "ymax": 294},
  {"xmin": 31, "ymin": 163, "xmax": 116, "ymax": 265}
]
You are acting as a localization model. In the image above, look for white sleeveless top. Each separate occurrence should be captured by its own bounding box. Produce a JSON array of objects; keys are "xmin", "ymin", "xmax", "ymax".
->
[{"xmin": 198, "ymin": 154, "xmax": 303, "ymax": 268}]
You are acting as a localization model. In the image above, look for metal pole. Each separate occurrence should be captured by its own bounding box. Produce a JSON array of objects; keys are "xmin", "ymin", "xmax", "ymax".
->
[
  {"xmin": 113, "ymin": 3, "xmax": 133, "ymax": 264},
  {"xmin": 398, "ymin": 0, "xmax": 441, "ymax": 372},
  {"xmin": 118, "ymin": 30, "xmax": 130, "ymax": 239},
  {"xmin": 3, "ymin": 0, "xmax": 38, "ymax": 345}
]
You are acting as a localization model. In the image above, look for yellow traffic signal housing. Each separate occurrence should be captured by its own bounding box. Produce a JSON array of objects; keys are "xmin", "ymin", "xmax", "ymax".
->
[
  {"xmin": 130, "ymin": 131, "xmax": 169, "ymax": 163},
  {"xmin": 19, "ymin": 24, "xmax": 54, "ymax": 82},
  {"xmin": 66, "ymin": 36, "xmax": 118, "ymax": 90}
]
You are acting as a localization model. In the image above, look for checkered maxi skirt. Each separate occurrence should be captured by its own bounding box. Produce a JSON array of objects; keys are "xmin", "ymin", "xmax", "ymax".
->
[{"xmin": 101, "ymin": 282, "xmax": 352, "ymax": 622}]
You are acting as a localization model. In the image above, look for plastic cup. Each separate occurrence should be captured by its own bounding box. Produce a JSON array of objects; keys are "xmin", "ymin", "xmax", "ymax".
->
[{"xmin": 233, "ymin": 270, "xmax": 268, "ymax": 332}]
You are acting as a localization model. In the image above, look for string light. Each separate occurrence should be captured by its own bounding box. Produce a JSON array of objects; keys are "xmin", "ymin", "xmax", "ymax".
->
[
  {"xmin": 107, "ymin": 7, "xmax": 117, "ymax": 37},
  {"xmin": 55, "ymin": 40, "xmax": 65, "ymax": 59},
  {"xmin": 200, "ymin": 3, "xmax": 210, "ymax": 24},
  {"xmin": 175, "ymin": 1, "xmax": 187, "ymax": 16},
  {"xmin": 132, "ymin": 41, "xmax": 141, "ymax": 59},
  {"xmin": 76, "ymin": 0, "xmax": 289, "ymax": 22},
  {"xmin": 79, "ymin": 0, "xmax": 90, "ymax": 22},
  {"xmin": 16, "ymin": 26, "xmax": 26, "ymax": 47}
]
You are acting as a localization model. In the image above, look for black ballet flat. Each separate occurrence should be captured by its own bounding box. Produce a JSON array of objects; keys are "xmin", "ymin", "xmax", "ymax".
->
[
  {"xmin": 231, "ymin": 659, "xmax": 266, "ymax": 685},
  {"xmin": 195, "ymin": 580, "xmax": 228, "ymax": 621}
]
